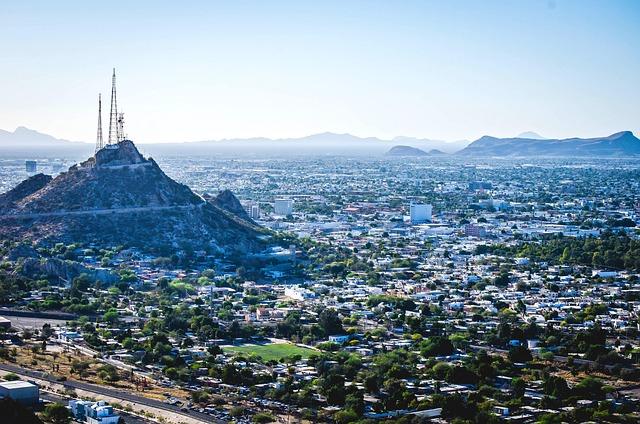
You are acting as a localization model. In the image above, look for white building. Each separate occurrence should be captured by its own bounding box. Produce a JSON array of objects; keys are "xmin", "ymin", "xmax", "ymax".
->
[
  {"xmin": 328, "ymin": 335, "xmax": 350, "ymax": 344},
  {"xmin": 69, "ymin": 400, "xmax": 120, "ymax": 424},
  {"xmin": 0, "ymin": 381, "xmax": 39, "ymax": 405},
  {"xmin": 250, "ymin": 203, "xmax": 261, "ymax": 219},
  {"xmin": 274, "ymin": 198, "xmax": 293, "ymax": 216},
  {"xmin": 593, "ymin": 270, "xmax": 617, "ymax": 279},
  {"xmin": 284, "ymin": 285, "xmax": 315, "ymax": 301},
  {"xmin": 410, "ymin": 203, "xmax": 432, "ymax": 224},
  {"xmin": 57, "ymin": 330, "xmax": 83, "ymax": 343}
]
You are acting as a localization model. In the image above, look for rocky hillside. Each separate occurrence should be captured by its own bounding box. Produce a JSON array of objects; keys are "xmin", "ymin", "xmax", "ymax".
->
[
  {"xmin": 212, "ymin": 189, "xmax": 254, "ymax": 223},
  {"xmin": 0, "ymin": 140, "xmax": 264, "ymax": 254},
  {"xmin": 0, "ymin": 173, "xmax": 52, "ymax": 211}
]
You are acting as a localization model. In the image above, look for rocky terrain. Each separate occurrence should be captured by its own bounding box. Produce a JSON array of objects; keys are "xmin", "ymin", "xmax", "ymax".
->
[
  {"xmin": 211, "ymin": 189, "xmax": 254, "ymax": 223},
  {"xmin": 0, "ymin": 173, "xmax": 52, "ymax": 211},
  {"xmin": 0, "ymin": 140, "xmax": 264, "ymax": 254}
]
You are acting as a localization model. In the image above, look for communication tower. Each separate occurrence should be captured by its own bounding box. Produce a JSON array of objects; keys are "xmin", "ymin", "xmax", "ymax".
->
[
  {"xmin": 95, "ymin": 94, "xmax": 104, "ymax": 152},
  {"xmin": 107, "ymin": 68, "xmax": 118, "ymax": 145}
]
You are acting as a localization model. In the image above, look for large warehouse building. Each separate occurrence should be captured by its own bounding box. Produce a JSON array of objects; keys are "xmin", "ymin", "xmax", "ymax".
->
[{"xmin": 0, "ymin": 380, "xmax": 40, "ymax": 405}]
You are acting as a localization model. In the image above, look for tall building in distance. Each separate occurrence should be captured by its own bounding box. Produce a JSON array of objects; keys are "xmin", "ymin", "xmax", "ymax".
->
[
  {"xmin": 410, "ymin": 203, "xmax": 432, "ymax": 224},
  {"xmin": 464, "ymin": 223, "xmax": 487, "ymax": 238},
  {"xmin": 249, "ymin": 203, "xmax": 261, "ymax": 220},
  {"xmin": 25, "ymin": 160, "xmax": 37, "ymax": 173},
  {"xmin": 274, "ymin": 198, "xmax": 293, "ymax": 216}
]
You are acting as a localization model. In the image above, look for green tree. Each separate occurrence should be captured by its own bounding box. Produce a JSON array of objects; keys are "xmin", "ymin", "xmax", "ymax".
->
[
  {"xmin": 508, "ymin": 345, "xmax": 533, "ymax": 363},
  {"xmin": 334, "ymin": 409, "xmax": 358, "ymax": 424},
  {"xmin": 102, "ymin": 309, "xmax": 119, "ymax": 324},
  {"xmin": 318, "ymin": 309, "xmax": 344, "ymax": 336},
  {"xmin": 511, "ymin": 377, "xmax": 526, "ymax": 398},
  {"xmin": 43, "ymin": 402, "xmax": 70, "ymax": 424}
]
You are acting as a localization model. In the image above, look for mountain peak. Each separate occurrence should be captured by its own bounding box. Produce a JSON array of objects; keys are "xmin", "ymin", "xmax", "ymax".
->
[
  {"xmin": 0, "ymin": 140, "xmax": 263, "ymax": 254},
  {"xmin": 94, "ymin": 140, "xmax": 147, "ymax": 166},
  {"xmin": 606, "ymin": 130, "xmax": 634, "ymax": 140},
  {"xmin": 517, "ymin": 131, "xmax": 546, "ymax": 139}
]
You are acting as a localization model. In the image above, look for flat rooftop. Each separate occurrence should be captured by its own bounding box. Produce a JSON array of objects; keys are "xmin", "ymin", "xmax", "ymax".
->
[{"xmin": 0, "ymin": 380, "xmax": 38, "ymax": 389}]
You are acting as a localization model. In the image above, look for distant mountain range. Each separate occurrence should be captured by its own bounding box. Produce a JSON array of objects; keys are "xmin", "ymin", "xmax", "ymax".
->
[
  {"xmin": 457, "ymin": 131, "xmax": 640, "ymax": 157},
  {"xmin": 0, "ymin": 127, "xmax": 93, "ymax": 158},
  {"xmin": 0, "ymin": 126, "xmax": 83, "ymax": 146},
  {"xmin": 386, "ymin": 145, "xmax": 446, "ymax": 157},
  {"xmin": 1, "ymin": 126, "xmax": 638, "ymax": 157},
  {"xmin": 0, "ymin": 127, "xmax": 467, "ymax": 156},
  {"xmin": 141, "ymin": 132, "xmax": 468, "ymax": 156}
]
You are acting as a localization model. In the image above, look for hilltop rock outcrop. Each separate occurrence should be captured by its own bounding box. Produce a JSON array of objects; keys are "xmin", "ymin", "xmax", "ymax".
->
[{"xmin": 0, "ymin": 140, "xmax": 264, "ymax": 255}]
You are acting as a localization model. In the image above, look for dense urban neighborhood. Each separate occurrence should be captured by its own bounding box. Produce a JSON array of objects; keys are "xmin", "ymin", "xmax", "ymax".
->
[{"xmin": 0, "ymin": 153, "xmax": 639, "ymax": 423}]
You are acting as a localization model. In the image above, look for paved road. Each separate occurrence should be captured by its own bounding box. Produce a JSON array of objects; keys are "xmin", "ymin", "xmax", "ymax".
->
[
  {"xmin": 0, "ymin": 362, "xmax": 222, "ymax": 424},
  {"xmin": 0, "ymin": 202, "xmax": 204, "ymax": 220},
  {"xmin": 1, "ymin": 315, "xmax": 68, "ymax": 330},
  {"xmin": 41, "ymin": 391, "xmax": 152, "ymax": 424}
]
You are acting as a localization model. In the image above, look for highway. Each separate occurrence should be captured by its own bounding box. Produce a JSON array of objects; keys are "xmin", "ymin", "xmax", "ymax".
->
[{"xmin": 0, "ymin": 362, "xmax": 222, "ymax": 424}]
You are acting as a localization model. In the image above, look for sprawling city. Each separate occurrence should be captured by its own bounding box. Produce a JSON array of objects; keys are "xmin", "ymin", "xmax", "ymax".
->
[{"xmin": 1, "ymin": 1, "xmax": 639, "ymax": 424}]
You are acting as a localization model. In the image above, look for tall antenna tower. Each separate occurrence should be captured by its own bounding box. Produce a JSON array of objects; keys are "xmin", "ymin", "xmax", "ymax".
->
[
  {"xmin": 95, "ymin": 93, "xmax": 104, "ymax": 152},
  {"xmin": 107, "ymin": 68, "xmax": 118, "ymax": 145}
]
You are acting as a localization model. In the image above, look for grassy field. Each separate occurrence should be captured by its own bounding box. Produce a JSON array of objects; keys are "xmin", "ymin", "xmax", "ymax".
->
[{"xmin": 223, "ymin": 343, "xmax": 315, "ymax": 361}]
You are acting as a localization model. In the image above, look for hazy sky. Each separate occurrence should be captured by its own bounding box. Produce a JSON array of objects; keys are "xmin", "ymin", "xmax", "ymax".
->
[{"xmin": 1, "ymin": 0, "xmax": 639, "ymax": 143}]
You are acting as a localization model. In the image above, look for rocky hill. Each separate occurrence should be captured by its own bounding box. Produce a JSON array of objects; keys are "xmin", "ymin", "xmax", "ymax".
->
[
  {"xmin": 0, "ymin": 140, "xmax": 263, "ymax": 254},
  {"xmin": 386, "ymin": 145, "xmax": 428, "ymax": 156},
  {"xmin": 386, "ymin": 145, "xmax": 449, "ymax": 157},
  {"xmin": 0, "ymin": 173, "xmax": 52, "ymax": 210},
  {"xmin": 456, "ymin": 131, "xmax": 640, "ymax": 157},
  {"xmin": 211, "ymin": 189, "xmax": 254, "ymax": 223}
]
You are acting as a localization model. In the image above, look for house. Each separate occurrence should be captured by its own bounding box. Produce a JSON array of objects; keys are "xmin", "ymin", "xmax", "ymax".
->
[{"xmin": 328, "ymin": 335, "xmax": 350, "ymax": 344}]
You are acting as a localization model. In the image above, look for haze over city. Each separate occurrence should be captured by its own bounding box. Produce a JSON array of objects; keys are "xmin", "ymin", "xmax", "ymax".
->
[{"xmin": 2, "ymin": 0, "xmax": 639, "ymax": 143}]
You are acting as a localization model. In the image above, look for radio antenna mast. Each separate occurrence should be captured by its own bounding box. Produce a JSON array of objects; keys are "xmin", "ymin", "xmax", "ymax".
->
[
  {"xmin": 95, "ymin": 93, "xmax": 104, "ymax": 151},
  {"xmin": 107, "ymin": 68, "xmax": 118, "ymax": 145}
]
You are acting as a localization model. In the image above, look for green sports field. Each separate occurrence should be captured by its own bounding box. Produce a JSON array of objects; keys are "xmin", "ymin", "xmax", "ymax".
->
[{"xmin": 223, "ymin": 343, "xmax": 316, "ymax": 361}]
